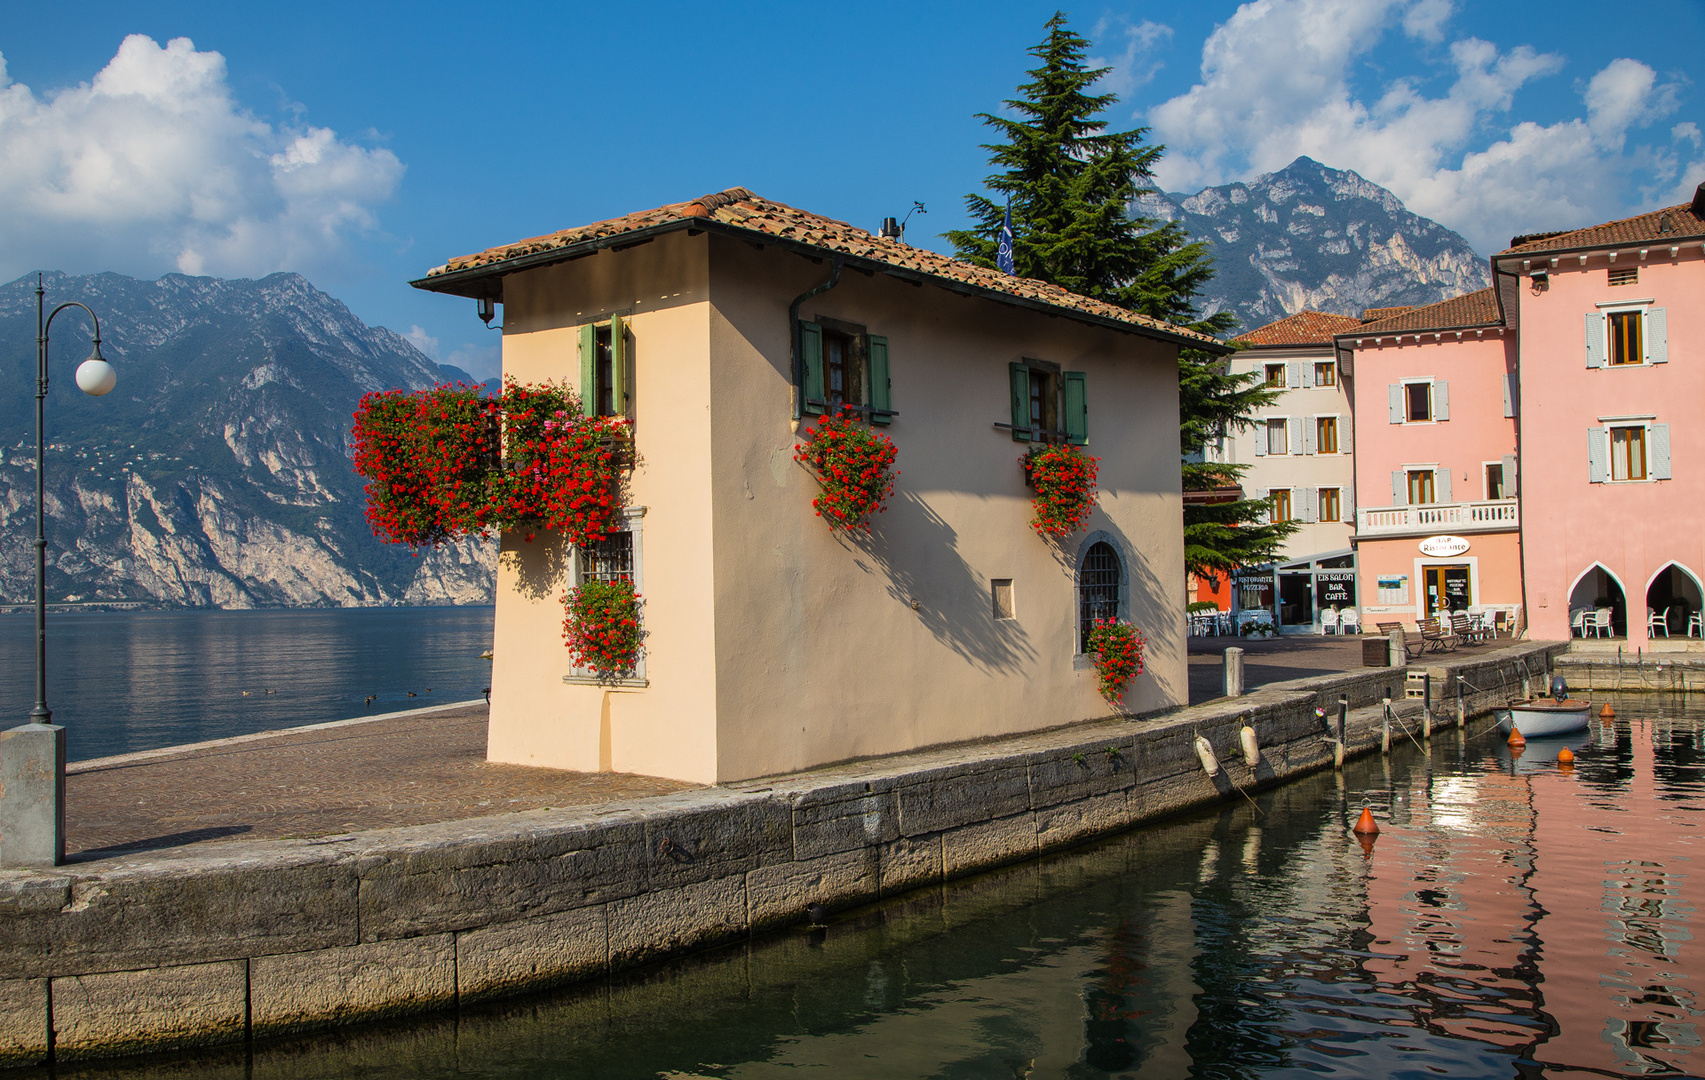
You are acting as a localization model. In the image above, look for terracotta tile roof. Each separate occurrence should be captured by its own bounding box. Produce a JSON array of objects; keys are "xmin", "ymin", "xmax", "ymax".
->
[
  {"xmin": 1233, "ymin": 310, "xmax": 1363, "ymax": 347},
  {"xmin": 415, "ymin": 187, "xmax": 1225, "ymax": 350},
  {"xmin": 1339, "ymin": 287, "xmax": 1502, "ymax": 337},
  {"xmin": 1500, "ymin": 190, "xmax": 1705, "ymax": 255},
  {"xmin": 1359, "ymin": 306, "xmax": 1414, "ymax": 322}
]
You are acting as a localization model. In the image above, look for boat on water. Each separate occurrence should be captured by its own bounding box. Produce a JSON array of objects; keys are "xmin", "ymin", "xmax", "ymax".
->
[{"xmin": 1502, "ymin": 698, "xmax": 1592, "ymax": 737}]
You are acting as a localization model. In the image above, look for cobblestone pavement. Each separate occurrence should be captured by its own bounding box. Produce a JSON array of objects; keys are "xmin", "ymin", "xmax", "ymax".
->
[
  {"xmin": 64, "ymin": 704, "xmax": 695, "ymax": 860},
  {"xmin": 1187, "ymin": 632, "xmax": 1518, "ymax": 703}
]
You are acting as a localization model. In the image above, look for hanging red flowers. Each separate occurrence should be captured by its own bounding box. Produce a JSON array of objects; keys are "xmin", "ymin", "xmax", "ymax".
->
[
  {"xmin": 350, "ymin": 379, "xmax": 630, "ymax": 549},
  {"xmin": 562, "ymin": 578, "xmax": 643, "ymax": 675},
  {"xmin": 1023, "ymin": 443, "xmax": 1099, "ymax": 538},
  {"xmin": 1085, "ymin": 617, "xmax": 1146, "ymax": 704},
  {"xmin": 793, "ymin": 407, "xmax": 899, "ymax": 531}
]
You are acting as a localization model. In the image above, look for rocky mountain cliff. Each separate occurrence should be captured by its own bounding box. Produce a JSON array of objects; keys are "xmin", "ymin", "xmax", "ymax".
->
[
  {"xmin": 1137, "ymin": 157, "xmax": 1491, "ymax": 334},
  {"xmin": 0, "ymin": 271, "xmax": 495, "ymax": 608}
]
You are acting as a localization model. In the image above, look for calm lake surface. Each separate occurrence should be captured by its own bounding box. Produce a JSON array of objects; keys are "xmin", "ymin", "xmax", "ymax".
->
[
  {"xmin": 57, "ymin": 694, "xmax": 1705, "ymax": 1079},
  {"xmin": 0, "ymin": 606, "xmax": 493, "ymax": 761}
]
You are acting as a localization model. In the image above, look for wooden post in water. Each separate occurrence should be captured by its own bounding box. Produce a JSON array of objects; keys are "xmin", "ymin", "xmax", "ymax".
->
[
  {"xmin": 1334, "ymin": 695, "xmax": 1348, "ymax": 769},
  {"xmin": 1381, "ymin": 700, "xmax": 1391, "ymax": 754}
]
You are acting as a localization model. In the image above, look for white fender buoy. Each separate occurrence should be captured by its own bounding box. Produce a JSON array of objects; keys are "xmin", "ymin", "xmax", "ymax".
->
[
  {"xmin": 1239, "ymin": 725, "xmax": 1260, "ymax": 769},
  {"xmin": 1195, "ymin": 734, "xmax": 1221, "ymax": 778}
]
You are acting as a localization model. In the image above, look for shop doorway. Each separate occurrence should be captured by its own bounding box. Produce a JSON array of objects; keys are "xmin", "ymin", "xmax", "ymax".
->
[
  {"xmin": 1278, "ymin": 571, "xmax": 1314, "ymax": 629},
  {"xmin": 1422, "ymin": 565, "xmax": 1471, "ymax": 618}
]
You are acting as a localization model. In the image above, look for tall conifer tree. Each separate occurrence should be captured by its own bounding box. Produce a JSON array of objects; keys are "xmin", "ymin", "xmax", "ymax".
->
[{"xmin": 948, "ymin": 11, "xmax": 1295, "ymax": 583}]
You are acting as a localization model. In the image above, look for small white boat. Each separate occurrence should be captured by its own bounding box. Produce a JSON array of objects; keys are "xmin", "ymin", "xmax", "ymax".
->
[{"xmin": 1503, "ymin": 698, "xmax": 1592, "ymax": 738}]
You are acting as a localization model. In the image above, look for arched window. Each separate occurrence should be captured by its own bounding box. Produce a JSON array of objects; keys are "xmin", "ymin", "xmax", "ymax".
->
[{"xmin": 1078, "ymin": 541, "xmax": 1121, "ymax": 652}]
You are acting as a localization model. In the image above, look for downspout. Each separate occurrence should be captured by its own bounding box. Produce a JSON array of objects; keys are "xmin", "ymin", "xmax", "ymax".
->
[
  {"xmin": 789, "ymin": 254, "xmax": 844, "ymax": 423},
  {"xmin": 1493, "ymin": 262, "xmax": 1529, "ymax": 636}
]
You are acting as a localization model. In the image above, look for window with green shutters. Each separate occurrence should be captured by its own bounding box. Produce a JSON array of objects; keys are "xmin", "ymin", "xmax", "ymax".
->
[
  {"xmin": 797, "ymin": 320, "xmax": 893, "ymax": 424},
  {"xmin": 578, "ymin": 315, "xmax": 629, "ymax": 419},
  {"xmin": 1007, "ymin": 360, "xmax": 1087, "ymax": 445}
]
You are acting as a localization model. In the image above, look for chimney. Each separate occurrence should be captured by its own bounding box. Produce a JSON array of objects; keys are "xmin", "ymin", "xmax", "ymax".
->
[{"xmin": 1692, "ymin": 181, "xmax": 1705, "ymax": 217}]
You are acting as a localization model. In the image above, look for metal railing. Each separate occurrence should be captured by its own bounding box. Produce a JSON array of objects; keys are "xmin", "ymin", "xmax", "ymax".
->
[{"xmin": 1356, "ymin": 499, "xmax": 1519, "ymax": 537}]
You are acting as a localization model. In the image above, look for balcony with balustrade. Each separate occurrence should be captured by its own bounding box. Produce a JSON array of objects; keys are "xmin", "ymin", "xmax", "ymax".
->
[{"xmin": 1355, "ymin": 499, "xmax": 1519, "ymax": 538}]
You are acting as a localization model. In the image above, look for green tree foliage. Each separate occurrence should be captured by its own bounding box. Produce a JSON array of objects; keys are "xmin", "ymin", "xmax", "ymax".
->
[{"xmin": 948, "ymin": 11, "xmax": 1296, "ymax": 581}]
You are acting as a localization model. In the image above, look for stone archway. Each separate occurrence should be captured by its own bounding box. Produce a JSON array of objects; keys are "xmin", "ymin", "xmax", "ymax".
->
[
  {"xmin": 1568, "ymin": 564, "xmax": 1628, "ymax": 637},
  {"xmin": 1645, "ymin": 562, "xmax": 1704, "ymax": 638}
]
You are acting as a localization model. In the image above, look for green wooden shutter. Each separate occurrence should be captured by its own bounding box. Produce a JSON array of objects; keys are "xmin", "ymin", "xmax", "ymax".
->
[
  {"xmin": 578, "ymin": 323, "xmax": 597, "ymax": 418},
  {"xmin": 609, "ymin": 314, "xmax": 627, "ymax": 417},
  {"xmin": 1063, "ymin": 371, "xmax": 1088, "ymax": 445},
  {"xmin": 867, "ymin": 335, "xmax": 892, "ymax": 425},
  {"xmin": 799, "ymin": 321, "xmax": 824, "ymax": 416},
  {"xmin": 1009, "ymin": 361, "xmax": 1032, "ymax": 441}
]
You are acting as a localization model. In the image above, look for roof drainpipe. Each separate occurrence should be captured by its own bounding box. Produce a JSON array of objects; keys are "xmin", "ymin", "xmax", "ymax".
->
[{"xmin": 789, "ymin": 254, "xmax": 844, "ymax": 425}]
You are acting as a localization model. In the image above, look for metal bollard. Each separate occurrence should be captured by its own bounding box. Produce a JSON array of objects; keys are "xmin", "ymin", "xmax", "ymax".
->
[{"xmin": 1224, "ymin": 647, "xmax": 1244, "ymax": 698}]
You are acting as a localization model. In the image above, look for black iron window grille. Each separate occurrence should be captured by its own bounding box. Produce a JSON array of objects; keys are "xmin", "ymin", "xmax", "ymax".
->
[
  {"xmin": 1078, "ymin": 541, "xmax": 1121, "ymax": 653},
  {"xmin": 584, "ymin": 531, "xmax": 634, "ymax": 583}
]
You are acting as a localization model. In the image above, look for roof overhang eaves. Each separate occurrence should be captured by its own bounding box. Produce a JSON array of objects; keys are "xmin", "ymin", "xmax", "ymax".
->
[
  {"xmin": 1331, "ymin": 319, "xmax": 1505, "ymax": 344},
  {"xmin": 1493, "ymin": 233, "xmax": 1705, "ymax": 264},
  {"xmin": 409, "ymin": 216, "xmax": 1230, "ymax": 355}
]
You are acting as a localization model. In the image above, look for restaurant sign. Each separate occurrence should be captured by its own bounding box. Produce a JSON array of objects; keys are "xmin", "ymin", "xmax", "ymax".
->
[{"xmin": 1419, "ymin": 535, "xmax": 1471, "ymax": 558}]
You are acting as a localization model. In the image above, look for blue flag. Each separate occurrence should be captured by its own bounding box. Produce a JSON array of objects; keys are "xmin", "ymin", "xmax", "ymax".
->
[{"xmin": 996, "ymin": 201, "xmax": 1016, "ymax": 275}]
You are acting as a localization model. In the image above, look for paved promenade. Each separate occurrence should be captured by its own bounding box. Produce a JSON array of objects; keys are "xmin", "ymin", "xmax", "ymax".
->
[
  {"xmin": 1187, "ymin": 632, "xmax": 1522, "ymax": 703},
  {"xmin": 64, "ymin": 703, "xmax": 694, "ymax": 859}
]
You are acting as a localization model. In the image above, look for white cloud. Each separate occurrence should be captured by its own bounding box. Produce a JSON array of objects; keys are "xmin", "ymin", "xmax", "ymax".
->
[
  {"xmin": 403, "ymin": 325, "xmax": 440, "ymax": 359},
  {"xmin": 444, "ymin": 343, "xmax": 500, "ymax": 381},
  {"xmin": 1089, "ymin": 17, "xmax": 1174, "ymax": 98},
  {"xmin": 0, "ymin": 35, "xmax": 402, "ymax": 281},
  {"xmin": 1144, "ymin": 0, "xmax": 1701, "ymax": 253}
]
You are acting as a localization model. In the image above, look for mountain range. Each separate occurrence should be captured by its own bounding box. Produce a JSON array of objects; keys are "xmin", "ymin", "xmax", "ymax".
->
[
  {"xmin": 0, "ymin": 271, "xmax": 494, "ymax": 609},
  {"xmin": 1137, "ymin": 156, "xmax": 1492, "ymax": 334}
]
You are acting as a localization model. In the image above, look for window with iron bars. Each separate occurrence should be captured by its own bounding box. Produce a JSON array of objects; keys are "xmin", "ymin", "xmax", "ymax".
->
[
  {"xmin": 583, "ymin": 531, "xmax": 634, "ymax": 583},
  {"xmin": 1078, "ymin": 541, "xmax": 1121, "ymax": 653}
]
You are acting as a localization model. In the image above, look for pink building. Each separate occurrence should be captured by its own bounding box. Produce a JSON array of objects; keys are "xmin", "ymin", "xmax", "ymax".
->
[
  {"xmin": 1497, "ymin": 186, "xmax": 1705, "ymax": 644},
  {"xmin": 1335, "ymin": 290, "xmax": 1523, "ymax": 624}
]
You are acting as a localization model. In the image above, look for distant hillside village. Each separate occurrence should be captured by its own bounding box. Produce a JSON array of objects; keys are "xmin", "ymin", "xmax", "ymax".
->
[{"xmin": 1197, "ymin": 182, "xmax": 1705, "ymax": 649}]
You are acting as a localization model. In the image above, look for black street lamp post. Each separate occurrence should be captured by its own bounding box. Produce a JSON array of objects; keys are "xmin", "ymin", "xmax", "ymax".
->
[{"xmin": 0, "ymin": 274, "xmax": 117, "ymax": 868}]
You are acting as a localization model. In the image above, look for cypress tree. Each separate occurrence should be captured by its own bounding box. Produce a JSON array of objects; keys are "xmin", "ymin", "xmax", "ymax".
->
[{"xmin": 948, "ymin": 11, "xmax": 1296, "ymax": 583}]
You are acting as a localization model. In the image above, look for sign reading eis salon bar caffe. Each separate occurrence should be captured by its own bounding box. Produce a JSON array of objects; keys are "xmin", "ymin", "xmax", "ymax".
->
[{"xmin": 1419, "ymin": 535, "xmax": 1471, "ymax": 557}]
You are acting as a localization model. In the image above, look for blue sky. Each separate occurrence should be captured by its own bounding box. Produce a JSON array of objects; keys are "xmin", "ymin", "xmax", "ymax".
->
[{"xmin": 2, "ymin": 0, "xmax": 1700, "ymax": 377}]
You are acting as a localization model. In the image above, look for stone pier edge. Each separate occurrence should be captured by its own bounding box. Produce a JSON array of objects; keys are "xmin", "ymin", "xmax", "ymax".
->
[{"xmin": 0, "ymin": 641, "xmax": 1565, "ymax": 1066}]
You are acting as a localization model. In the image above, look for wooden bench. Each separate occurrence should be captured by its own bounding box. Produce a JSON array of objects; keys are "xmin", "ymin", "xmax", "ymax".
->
[
  {"xmin": 1376, "ymin": 621, "xmax": 1425, "ymax": 661},
  {"xmin": 1418, "ymin": 617, "xmax": 1458, "ymax": 652},
  {"xmin": 1452, "ymin": 612, "xmax": 1489, "ymax": 645}
]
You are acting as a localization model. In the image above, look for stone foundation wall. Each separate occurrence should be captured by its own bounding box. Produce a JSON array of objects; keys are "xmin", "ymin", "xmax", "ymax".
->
[{"xmin": 0, "ymin": 642, "xmax": 1562, "ymax": 1067}]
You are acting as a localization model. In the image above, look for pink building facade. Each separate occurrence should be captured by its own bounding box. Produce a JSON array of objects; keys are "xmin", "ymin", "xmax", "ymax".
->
[
  {"xmin": 1336, "ymin": 290, "xmax": 1523, "ymax": 623},
  {"xmin": 1498, "ymin": 187, "xmax": 1705, "ymax": 645}
]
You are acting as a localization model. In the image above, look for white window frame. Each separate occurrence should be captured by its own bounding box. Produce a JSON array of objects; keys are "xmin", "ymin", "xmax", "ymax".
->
[
  {"xmin": 563, "ymin": 505, "xmax": 649, "ymax": 689},
  {"xmin": 1482, "ymin": 459, "xmax": 1505, "ymax": 501},
  {"xmin": 1399, "ymin": 462, "xmax": 1444, "ymax": 506},
  {"xmin": 1313, "ymin": 361, "xmax": 1337, "ymax": 388},
  {"xmin": 1594, "ymin": 298, "xmax": 1656, "ymax": 368},
  {"xmin": 1604, "ymin": 422, "xmax": 1653, "ymax": 484},
  {"xmin": 1401, "ymin": 378, "xmax": 1436, "ymax": 424},
  {"xmin": 1315, "ymin": 413, "xmax": 1343, "ymax": 455},
  {"xmin": 1318, "ymin": 486, "xmax": 1342, "ymax": 523},
  {"xmin": 1263, "ymin": 363, "xmax": 1287, "ymax": 389},
  {"xmin": 1270, "ymin": 487, "xmax": 1294, "ymax": 524},
  {"xmin": 1265, "ymin": 417, "xmax": 1289, "ymax": 456}
]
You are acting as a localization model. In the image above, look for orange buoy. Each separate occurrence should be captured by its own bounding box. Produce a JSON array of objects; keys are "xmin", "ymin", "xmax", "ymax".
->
[
  {"xmin": 1600, "ymin": 703, "xmax": 1615, "ymax": 718},
  {"xmin": 1353, "ymin": 807, "xmax": 1380, "ymax": 835},
  {"xmin": 1558, "ymin": 747, "xmax": 1575, "ymax": 764},
  {"xmin": 1507, "ymin": 726, "xmax": 1526, "ymax": 748},
  {"xmin": 1357, "ymin": 831, "xmax": 1379, "ymax": 857}
]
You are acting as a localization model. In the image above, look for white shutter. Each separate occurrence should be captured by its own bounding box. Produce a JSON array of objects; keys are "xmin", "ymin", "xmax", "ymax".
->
[
  {"xmin": 1649, "ymin": 308, "xmax": 1668, "ymax": 363},
  {"xmin": 1289, "ymin": 417, "xmax": 1304, "ymax": 455},
  {"xmin": 1303, "ymin": 487, "xmax": 1319, "ymax": 522},
  {"xmin": 1339, "ymin": 423, "xmax": 1352, "ymax": 454},
  {"xmin": 1255, "ymin": 488, "xmax": 1270, "ymax": 521},
  {"xmin": 1392, "ymin": 470, "xmax": 1406, "ymax": 506},
  {"xmin": 1342, "ymin": 485, "xmax": 1355, "ymax": 518},
  {"xmin": 1434, "ymin": 381, "xmax": 1450, "ymax": 421},
  {"xmin": 1502, "ymin": 453, "xmax": 1518, "ymax": 496},
  {"xmin": 1299, "ymin": 361, "xmax": 1314, "ymax": 388},
  {"xmin": 1437, "ymin": 469, "xmax": 1452, "ymax": 504},
  {"xmin": 1254, "ymin": 424, "xmax": 1266, "ymax": 456},
  {"xmin": 1303, "ymin": 416, "xmax": 1317, "ymax": 455},
  {"xmin": 1287, "ymin": 361, "xmax": 1301, "ymax": 388},
  {"xmin": 1502, "ymin": 373, "xmax": 1515, "ymax": 418},
  {"xmin": 1652, "ymin": 424, "xmax": 1672, "ymax": 480},
  {"xmin": 1389, "ymin": 384, "xmax": 1403, "ymax": 423},
  {"xmin": 1588, "ymin": 428, "xmax": 1608, "ymax": 483},
  {"xmin": 1585, "ymin": 313, "xmax": 1606, "ymax": 368}
]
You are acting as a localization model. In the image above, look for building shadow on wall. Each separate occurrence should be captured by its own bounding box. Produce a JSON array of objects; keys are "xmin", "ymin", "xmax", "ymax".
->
[
  {"xmin": 845, "ymin": 491, "xmax": 1035, "ymax": 675},
  {"xmin": 501, "ymin": 532, "xmax": 569, "ymax": 602}
]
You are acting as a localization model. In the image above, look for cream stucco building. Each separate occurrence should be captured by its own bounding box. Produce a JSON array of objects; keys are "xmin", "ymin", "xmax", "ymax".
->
[{"xmin": 413, "ymin": 188, "xmax": 1224, "ymax": 784}]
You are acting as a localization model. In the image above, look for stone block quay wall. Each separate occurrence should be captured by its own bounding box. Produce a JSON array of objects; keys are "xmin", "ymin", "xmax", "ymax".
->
[
  {"xmin": 1555, "ymin": 648, "xmax": 1705, "ymax": 692},
  {"xmin": 0, "ymin": 641, "xmax": 1563, "ymax": 1067}
]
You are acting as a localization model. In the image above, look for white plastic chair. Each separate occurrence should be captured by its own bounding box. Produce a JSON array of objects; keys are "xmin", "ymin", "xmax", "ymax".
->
[
  {"xmin": 1320, "ymin": 607, "xmax": 1338, "ymax": 635},
  {"xmin": 1590, "ymin": 608, "xmax": 1613, "ymax": 638},
  {"xmin": 1570, "ymin": 609, "xmax": 1587, "ymax": 637},
  {"xmin": 1691, "ymin": 612, "xmax": 1703, "ymax": 639},
  {"xmin": 1648, "ymin": 607, "xmax": 1671, "ymax": 638},
  {"xmin": 1340, "ymin": 608, "xmax": 1360, "ymax": 634}
]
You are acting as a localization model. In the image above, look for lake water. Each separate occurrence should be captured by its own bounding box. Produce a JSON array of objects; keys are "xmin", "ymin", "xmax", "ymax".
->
[
  {"xmin": 0, "ymin": 606, "xmax": 493, "ymax": 761},
  {"xmin": 51, "ymin": 693, "xmax": 1705, "ymax": 1079}
]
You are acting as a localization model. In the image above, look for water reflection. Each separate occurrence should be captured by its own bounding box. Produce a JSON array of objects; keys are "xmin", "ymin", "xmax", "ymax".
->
[
  {"xmin": 44, "ymin": 695, "xmax": 1705, "ymax": 1079},
  {"xmin": 0, "ymin": 607, "xmax": 493, "ymax": 760}
]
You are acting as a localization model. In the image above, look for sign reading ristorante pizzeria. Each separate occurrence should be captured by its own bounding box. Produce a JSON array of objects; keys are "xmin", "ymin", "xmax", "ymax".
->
[{"xmin": 1418, "ymin": 535, "xmax": 1471, "ymax": 557}]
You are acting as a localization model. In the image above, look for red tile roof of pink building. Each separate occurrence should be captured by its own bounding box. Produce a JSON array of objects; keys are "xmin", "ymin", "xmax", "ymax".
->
[
  {"xmin": 1233, "ymin": 310, "xmax": 1363, "ymax": 347},
  {"xmin": 413, "ymin": 187, "xmax": 1226, "ymax": 351},
  {"xmin": 1341, "ymin": 287, "xmax": 1503, "ymax": 337},
  {"xmin": 1500, "ymin": 193, "xmax": 1705, "ymax": 256}
]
